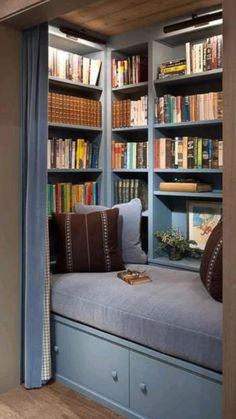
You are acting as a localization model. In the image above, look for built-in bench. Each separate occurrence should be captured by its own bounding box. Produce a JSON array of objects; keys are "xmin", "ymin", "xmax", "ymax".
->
[{"xmin": 51, "ymin": 264, "xmax": 222, "ymax": 419}]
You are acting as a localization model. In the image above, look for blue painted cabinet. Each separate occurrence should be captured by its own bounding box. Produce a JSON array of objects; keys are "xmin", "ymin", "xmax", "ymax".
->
[
  {"xmin": 52, "ymin": 315, "xmax": 222, "ymax": 419},
  {"xmin": 52, "ymin": 319, "xmax": 129, "ymax": 407},
  {"xmin": 130, "ymin": 351, "xmax": 222, "ymax": 419}
]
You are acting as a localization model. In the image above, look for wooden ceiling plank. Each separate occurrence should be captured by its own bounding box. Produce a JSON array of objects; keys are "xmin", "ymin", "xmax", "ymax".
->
[
  {"xmin": 80, "ymin": 0, "xmax": 219, "ymax": 35},
  {"xmin": 63, "ymin": 0, "xmax": 147, "ymax": 25},
  {"xmin": 84, "ymin": 0, "xmax": 218, "ymax": 27}
]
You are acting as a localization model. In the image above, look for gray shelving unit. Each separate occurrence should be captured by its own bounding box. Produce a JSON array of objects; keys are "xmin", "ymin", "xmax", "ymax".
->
[
  {"xmin": 48, "ymin": 25, "xmax": 106, "ymax": 206},
  {"xmin": 150, "ymin": 26, "xmax": 223, "ymax": 271}
]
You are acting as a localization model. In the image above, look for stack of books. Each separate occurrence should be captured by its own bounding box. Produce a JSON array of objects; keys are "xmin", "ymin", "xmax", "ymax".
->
[
  {"xmin": 158, "ymin": 58, "xmax": 186, "ymax": 79},
  {"xmin": 186, "ymin": 35, "xmax": 223, "ymax": 74},
  {"xmin": 112, "ymin": 54, "xmax": 148, "ymax": 87},
  {"xmin": 154, "ymin": 137, "xmax": 223, "ymax": 169},
  {"xmin": 48, "ymin": 92, "xmax": 102, "ymax": 127},
  {"xmin": 47, "ymin": 138, "xmax": 99, "ymax": 169},
  {"xmin": 117, "ymin": 270, "xmax": 151, "ymax": 285},
  {"xmin": 114, "ymin": 178, "xmax": 148, "ymax": 210},
  {"xmin": 48, "ymin": 46, "xmax": 102, "ymax": 86},
  {"xmin": 112, "ymin": 141, "xmax": 148, "ymax": 169},
  {"xmin": 155, "ymin": 92, "xmax": 223, "ymax": 124},
  {"xmin": 112, "ymin": 96, "xmax": 148, "ymax": 128},
  {"xmin": 47, "ymin": 181, "xmax": 99, "ymax": 216}
]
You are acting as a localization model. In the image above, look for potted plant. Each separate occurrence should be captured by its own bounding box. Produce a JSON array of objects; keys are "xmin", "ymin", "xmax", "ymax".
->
[{"xmin": 154, "ymin": 227, "xmax": 200, "ymax": 261}]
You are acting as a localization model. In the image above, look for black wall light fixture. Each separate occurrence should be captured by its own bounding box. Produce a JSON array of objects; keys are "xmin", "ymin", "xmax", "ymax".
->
[
  {"xmin": 59, "ymin": 26, "xmax": 107, "ymax": 45},
  {"xmin": 163, "ymin": 10, "xmax": 223, "ymax": 34}
]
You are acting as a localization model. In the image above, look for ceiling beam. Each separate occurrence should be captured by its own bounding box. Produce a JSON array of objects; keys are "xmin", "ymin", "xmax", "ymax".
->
[{"xmin": 0, "ymin": 0, "xmax": 98, "ymax": 29}]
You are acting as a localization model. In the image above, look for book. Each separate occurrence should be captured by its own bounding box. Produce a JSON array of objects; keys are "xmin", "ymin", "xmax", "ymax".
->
[
  {"xmin": 159, "ymin": 181, "xmax": 213, "ymax": 192},
  {"xmin": 117, "ymin": 270, "xmax": 151, "ymax": 285}
]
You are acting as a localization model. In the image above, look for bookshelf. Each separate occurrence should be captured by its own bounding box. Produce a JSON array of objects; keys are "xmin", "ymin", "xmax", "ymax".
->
[
  {"xmin": 108, "ymin": 43, "xmax": 149, "ymax": 214},
  {"xmin": 150, "ymin": 26, "xmax": 223, "ymax": 271},
  {"xmin": 48, "ymin": 25, "xmax": 106, "ymax": 216},
  {"xmin": 47, "ymin": 19, "xmax": 223, "ymax": 271}
]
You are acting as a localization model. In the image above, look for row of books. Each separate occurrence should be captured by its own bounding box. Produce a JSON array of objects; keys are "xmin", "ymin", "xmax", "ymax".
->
[
  {"xmin": 112, "ymin": 96, "xmax": 148, "ymax": 128},
  {"xmin": 48, "ymin": 47, "xmax": 102, "ymax": 86},
  {"xmin": 114, "ymin": 179, "xmax": 148, "ymax": 210},
  {"xmin": 112, "ymin": 141, "xmax": 148, "ymax": 169},
  {"xmin": 155, "ymin": 92, "xmax": 223, "ymax": 124},
  {"xmin": 47, "ymin": 182, "xmax": 99, "ymax": 216},
  {"xmin": 112, "ymin": 55, "xmax": 148, "ymax": 87},
  {"xmin": 157, "ymin": 35, "xmax": 223, "ymax": 79},
  {"xmin": 154, "ymin": 137, "xmax": 223, "ymax": 169},
  {"xmin": 47, "ymin": 138, "xmax": 99, "ymax": 169},
  {"xmin": 48, "ymin": 92, "xmax": 102, "ymax": 127},
  {"xmin": 186, "ymin": 35, "xmax": 223, "ymax": 74}
]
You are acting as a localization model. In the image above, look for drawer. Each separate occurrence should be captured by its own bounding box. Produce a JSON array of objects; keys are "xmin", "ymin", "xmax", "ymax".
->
[
  {"xmin": 130, "ymin": 351, "xmax": 222, "ymax": 419},
  {"xmin": 52, "ymin": 319, "xmax": 129, "ymax": 407}
]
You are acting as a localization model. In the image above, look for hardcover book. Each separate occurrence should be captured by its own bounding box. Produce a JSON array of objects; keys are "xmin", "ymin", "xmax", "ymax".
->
[
  {"xmin": 159, "ymin": 181, "xmax": 213, "ymax": 192},
  {"xmin": 117, "ymin": 270, "xmax": 151, "ymax": 285}
]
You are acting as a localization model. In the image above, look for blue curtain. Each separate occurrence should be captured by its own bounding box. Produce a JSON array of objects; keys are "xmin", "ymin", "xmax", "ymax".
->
[{"xmin": 22, "ymin": 23, "xmax": 49, "ymax": 388}]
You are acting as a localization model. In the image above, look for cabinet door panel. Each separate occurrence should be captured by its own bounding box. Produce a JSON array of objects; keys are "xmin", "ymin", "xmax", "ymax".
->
[
  {"xmin": 130, "ymin": 351, "xmax": 222, "ymax": 419},
  {"xmin": 52, "ymin": 320, "xmax": 129, "ymax": 406}
]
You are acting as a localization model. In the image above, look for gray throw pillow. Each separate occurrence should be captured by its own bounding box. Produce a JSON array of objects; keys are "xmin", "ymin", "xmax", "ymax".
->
[{"xmin": 75, "ymin": 198, "xmax": 147, "ymax": 264}]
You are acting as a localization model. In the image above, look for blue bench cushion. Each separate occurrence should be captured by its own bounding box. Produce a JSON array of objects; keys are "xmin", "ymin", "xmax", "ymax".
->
[{"xmin": 51, "ymin": 264, "xmax": 222, "ymax": 372}]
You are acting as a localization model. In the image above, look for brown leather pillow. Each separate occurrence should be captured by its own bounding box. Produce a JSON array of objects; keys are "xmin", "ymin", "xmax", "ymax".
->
[
  {"xmin": 200, "ymin": 221, "xmax": 222, "ymax": 302},
  {"xmin": 54, "ymin": 208, "xmax": 124, "ymax": 273}
]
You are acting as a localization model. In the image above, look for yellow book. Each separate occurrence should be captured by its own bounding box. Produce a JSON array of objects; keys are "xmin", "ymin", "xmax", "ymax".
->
[
  {"xmin": 76, "ymin": 139, "xmax": 85, "ymax": 169},
  {"xmin": 160, "ymin": 182, "xmax": 212, "ymax": 192}
]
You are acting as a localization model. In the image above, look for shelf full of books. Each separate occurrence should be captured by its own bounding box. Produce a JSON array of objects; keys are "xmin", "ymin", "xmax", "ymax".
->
[
  {"xmin": 150, "ymin": 27, "xmax": 223, "ymax": 271},
  {"xmin": 112, "ymin": 96, "xmax": 148, "ymax": 128},
  {"xmin": 112, "ymin": 140, "xmax": 148, "ymax": 169},
  {"xmin": 154, "ymin": 137, "xmax": 223, "ymax": 170},
  {"xmin": 47, "ymin": 181, "xmax": 99, "ymax": 217},
  {"xmin": 48, "ymin": 92, "xmax": 102, "ymax": 128},
  {"xmin": 112, "ymin": 54, "xmax": 148, "ymax": 88},
  {"xmin": 156, "ymin": 34, "xmax": 223, "ymax": 80},
  {"xmin": 114, "ymin": 178, "xmax": 148, "ymax": 210},
  {"xmin": 49, "ymin": 46, "xmax": 102, "ymax": 87},
  {"xmin": 154, "ymin": 92, "xmax": 223, "ymax": 124},
  {"xmin": 47, "ymin": 138, "xmax": 100, "ymax": 170}
]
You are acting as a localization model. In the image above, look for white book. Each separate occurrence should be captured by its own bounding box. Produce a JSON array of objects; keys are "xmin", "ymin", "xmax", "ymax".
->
[
  {"xmin": 82, "ymin": 57, "xmax": 90, "ymax": 84},
  {"xmin": 218, "ymin": 140, "xmax": 223, "ymax": 168},
  {"xmin": 185, "ymin": 42, "xmax": 191, "ymax": 74},
  {"xmin": 47, "ymin": 140, "xmax": 51, "ymax": 169},
  {"xmin": 90, "ymin": 59, "xmax": 101, "ymax": 86}
]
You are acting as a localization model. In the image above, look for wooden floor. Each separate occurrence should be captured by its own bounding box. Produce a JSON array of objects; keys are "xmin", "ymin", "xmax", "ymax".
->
[{"xmin": 0, "ymin": 381, "xmax": 125, "ymax": 418}]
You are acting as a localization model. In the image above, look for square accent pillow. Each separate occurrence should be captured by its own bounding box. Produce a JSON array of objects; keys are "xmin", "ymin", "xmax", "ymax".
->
[
  {"xmin": 75, "ymin": 198, "xmax": 147, "ymax": 264},
  {"xmin": 200, "ymin": 221, "xmax": 222, "ymax": 302},
  {"xmin": 53, "ymin": 208, "xmax": 124, "ymax": 273}
]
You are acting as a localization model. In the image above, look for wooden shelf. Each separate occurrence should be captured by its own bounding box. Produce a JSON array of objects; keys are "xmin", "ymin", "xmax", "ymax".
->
[
  {"xmin": 48, "ymin": 122, "xmax": 102, "ymax": 132},
  {"xmin": 154, "ymin": 69, "xmax": 222, "ymax": 87},
  {"xmin": 154, "ymin": 190, "xmax": 222, "ymax": 198},
  {"xmin": 112, "ymin": 168, "xmax": 148, "ymax": 173},
  {"xmin": 112, "ymin": 81, "xmax": 148, "ymax": 94},
  {"xmin": 154, "ymin": 168, "xmax": 223, "ymax": 173},
  {"xmin": 154, "ymin": 120, "xmax": 222, "ymax": 130},
  {"xmin": 112, "ymin": 126, "xmax": 148, "ymax": 132},
  {"xmin": 48, "ymin": 168, "xmax": 102, "ymax": 173},
  {"xmin": 49, "ymin": 76, "xmax": 102, "ymax": 93},
  {"xmin": 148, "ymin": 256, "xmax": 200, "ymax": 272}
]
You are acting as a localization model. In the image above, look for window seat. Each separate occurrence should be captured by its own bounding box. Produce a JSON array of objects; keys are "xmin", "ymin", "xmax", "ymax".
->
[{"xmin": 51, "ymin": 264, "xmax": 222, "ymax": 373}]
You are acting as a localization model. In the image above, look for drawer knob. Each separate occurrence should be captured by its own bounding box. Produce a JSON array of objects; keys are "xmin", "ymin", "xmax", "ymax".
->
[
  {"xmin": 111, "ymin": 370, "xmax": 118, "ymax": 381},
  {"xmin": 140, "ymin": 383, "xmax": 147, "ymax": 393},
  {"xmin": 53, "ymin": 345, "xmax": 59, "ymax": 353}
]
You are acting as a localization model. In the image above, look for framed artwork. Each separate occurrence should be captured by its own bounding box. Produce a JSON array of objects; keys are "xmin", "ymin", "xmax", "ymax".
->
[{"xmin": 187, "ymin": 200, "xmax": 222, "ymax": 250}]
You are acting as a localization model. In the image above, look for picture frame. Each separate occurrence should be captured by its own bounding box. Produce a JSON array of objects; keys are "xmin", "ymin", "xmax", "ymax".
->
[{"xmin": 187, "ymin": 200, "xmax": 222, "ymax": 250}]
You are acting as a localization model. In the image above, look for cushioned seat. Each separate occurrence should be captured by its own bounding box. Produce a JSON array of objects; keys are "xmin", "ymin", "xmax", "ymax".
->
[{"xmin": 51, "ymin": 264, "xmax": 222, "ymax": 372}]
